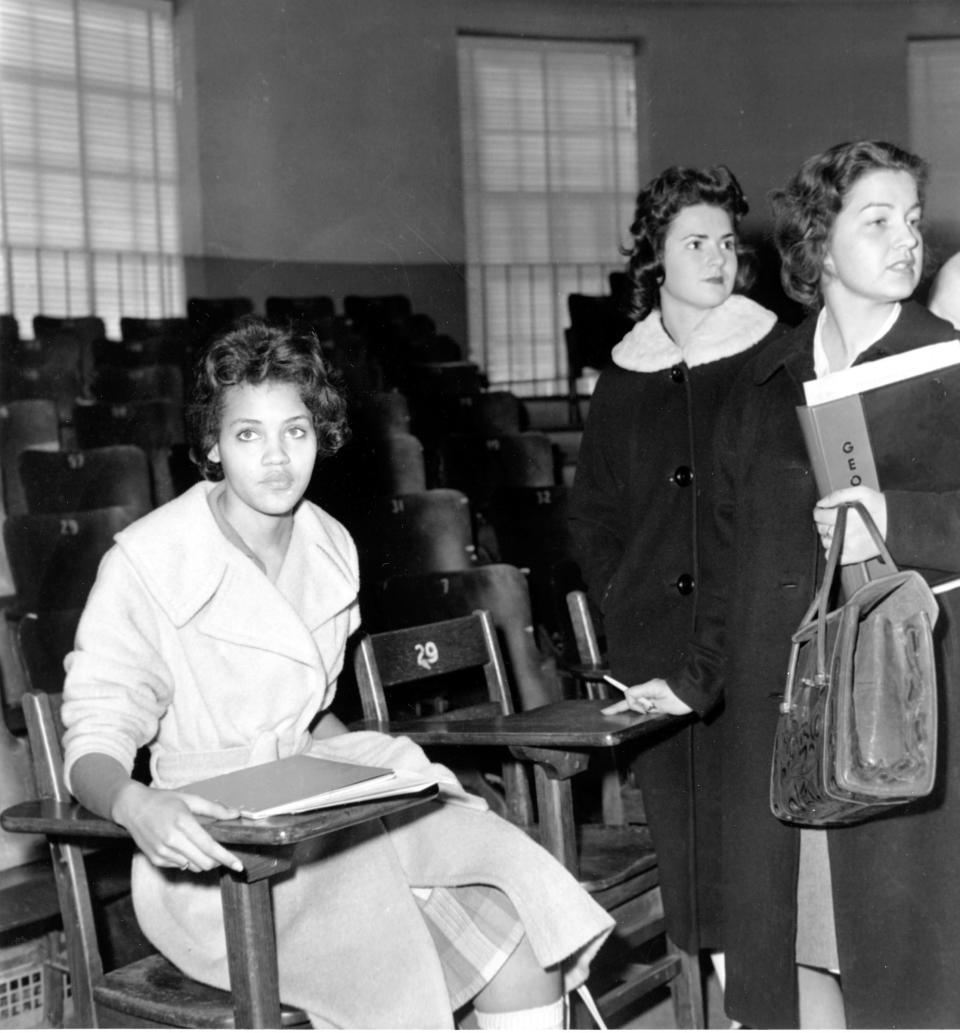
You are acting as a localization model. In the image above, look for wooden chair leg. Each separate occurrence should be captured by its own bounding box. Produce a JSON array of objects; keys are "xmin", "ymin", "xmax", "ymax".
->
[{"xmin": 669, "ymin": 937, "xmax": 705, "ymax": 1029}]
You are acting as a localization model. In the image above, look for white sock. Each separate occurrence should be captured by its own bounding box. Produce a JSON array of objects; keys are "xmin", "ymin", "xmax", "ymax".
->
[
  {"xmin": 711, "ymin": 950, "xmax": 727, "ymax": 991},
  {"xmin": 475, "ymin": 997, "xmax": 565, "ymax": 1029}
]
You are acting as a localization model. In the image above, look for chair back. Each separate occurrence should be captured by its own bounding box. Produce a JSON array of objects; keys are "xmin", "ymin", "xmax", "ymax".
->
[
  {"xmin": 373, "ymin": 433, "xmax": 427, "ymax": 496},
  {"xmin": 379, "ymin": 564, "xmax": 558, "ymax": 710},
  {"xmin": 358, "ymin": 488, "xmax": 476, "ymax": 582},
  {"xmin": 0, "ymin": 399, "xmax": 60, "ymax": 516},
  {"xmin": 73, "ymin": 398, "xmax": 186, "ymax": 450},
  {"xmin": 186, "ymin": 296, "xmax": 254, "ymax": 349},
  {"xmin": 19, "ymin": 445, "xmax": 153, "ymax": 516},
  {"xmin": 265, "ymin": 296, "xmax": 336, "ymax": 338},
  {"xmin": 89, "ymin": 364, "xmax": 184, "ymax": 405},
  {"xmin": 466, "ymin": 391, "xmax": 525, "ymax": 437},
  {"xmin": 3, "ymin": 506, "xmax": 132, "ymax": 611},
  {"xmin": 355, "ymin": 611, "xmax": 509, "ymax": 717},
  {"xmin": 354, "ymin": 610, "xmax": 534, "ymax": 828}
]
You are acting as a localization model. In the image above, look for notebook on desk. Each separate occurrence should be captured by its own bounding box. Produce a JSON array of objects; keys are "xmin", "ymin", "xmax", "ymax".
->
[{"xmin": 179, "ymin": 754, "xmax": 437, "ymax": 819}]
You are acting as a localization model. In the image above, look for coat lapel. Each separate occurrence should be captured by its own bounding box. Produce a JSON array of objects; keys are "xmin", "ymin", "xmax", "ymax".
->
[{"xmin": 116, "ymin": 483, "xmax": 358, "ymax": 667}]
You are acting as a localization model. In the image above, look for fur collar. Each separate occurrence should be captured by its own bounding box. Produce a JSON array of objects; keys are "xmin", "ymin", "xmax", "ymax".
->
[{"xmin": 611, "ymin": 294, "xmax": 777, "ymax": 372}]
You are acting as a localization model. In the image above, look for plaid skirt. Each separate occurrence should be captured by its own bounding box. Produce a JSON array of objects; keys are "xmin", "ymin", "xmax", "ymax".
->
[{"xmin": 414, "ymin": 885, "xmax": 525, "ymax": 1010}]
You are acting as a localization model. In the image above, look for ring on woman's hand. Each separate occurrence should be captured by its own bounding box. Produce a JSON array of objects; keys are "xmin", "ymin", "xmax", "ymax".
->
[{"xmin": 179, "ymin": 862, "xmax": 189, "ymax": 871}]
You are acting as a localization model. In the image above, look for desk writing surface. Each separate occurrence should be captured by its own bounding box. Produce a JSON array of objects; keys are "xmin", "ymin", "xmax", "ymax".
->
[
  {"xmin": 354, "ymin": 698, "xmax": 675, "ymax": 748},
  {"xmin": 1, "ymin": 786, "xmax": 439, "ymax": 847}
]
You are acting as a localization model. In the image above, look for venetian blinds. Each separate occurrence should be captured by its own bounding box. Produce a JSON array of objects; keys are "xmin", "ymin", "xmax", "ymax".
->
[
  {"xmin": 0, "ymin": 0, "xmax": 184, "ymax": 336},
  {"xmin": 908, "ymin": 39, "xmax": 960, "ymax": 247},
  {"xmin": 458, "ymin": 36, "xmax": 639, "ymax": 394}
]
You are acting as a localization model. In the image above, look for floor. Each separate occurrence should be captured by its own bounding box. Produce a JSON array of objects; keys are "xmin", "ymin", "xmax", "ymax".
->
[{"xmin": 623, "ymin": 964, "xmax": 730, "ymax": 1030}]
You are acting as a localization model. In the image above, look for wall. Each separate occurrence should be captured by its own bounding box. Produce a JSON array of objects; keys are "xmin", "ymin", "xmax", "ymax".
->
[{"xmin": 176, "ymin": 0, "xmax": 960, "ymax": 344}]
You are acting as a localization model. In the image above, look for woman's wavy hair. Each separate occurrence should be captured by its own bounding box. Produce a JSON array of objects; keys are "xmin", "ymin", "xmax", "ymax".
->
[
  {"xmin": 622, "ymin": 165, "xmax": 752, "ymax": 321},
  {"xmin": 187, "ymin": 318, "xmax": 349, "ymax": 481},
  {"xmin": 771, "ymin": 140, "xmax": 929, "ymax": 309}
]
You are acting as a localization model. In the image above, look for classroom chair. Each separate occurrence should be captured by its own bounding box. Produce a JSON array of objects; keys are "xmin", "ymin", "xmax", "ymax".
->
[
  {"xmin": 0, "ymin": 398, "xmax": 61, "ymax": 517},
  {"xmin": 187, "ymin": 296, "xmax": 255, "ymax": 351},
  {"xmin": 352, "ymin": 611, "xmax": 704, "ymax": 1029},
  {"xmin": 378, "ymin": 563, "xmax": 557, "ymax": 711},
  {"xmin": 12, "ymin": 691, "xmax": 310, "ymax": 1028},
  {"xmin": 355, "ymin": 488, "xmax": 477, "ymax": 585},
  {"xmin": 89, "ymin": 363, "xmax": 184, "ymax": 406},
  {"xmin": 565, "ymin": 293, "xmax": 632, "ymax": 426},
  {"xmin": 18, "ymin": 445, "xmax": 154, "ymax": 518},
  {"xmin": 264, "ymin": 295, "xmax": 336, "ymax": 339},
  {"xmin": 3, "ymin": 505, "xmax": 134, "ymax": 613}
]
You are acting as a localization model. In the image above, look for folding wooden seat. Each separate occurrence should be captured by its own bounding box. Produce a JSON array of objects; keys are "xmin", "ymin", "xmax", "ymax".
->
[
  {"xmin": 186, "ymin": 296, "xmax": 254, "ymax": 350},
  {"xmin": 565, "ymin": 293, "xmax": 633, "ymax": 425},
  {"xmin": 378, "ymin": 563, "xmax": 556, "ymax": 711},
  {"xmin": 355, "ymin": 488, "xmax": 476, "ymax": 586},
  {"xmin": 167, "ymin": 442, "xmax": 202, "ymax": 499},
  {"xmin": 353, "ymin": 612, "xmax": 704, "ymax": 1029},
  {"xmin": 73, "ymin": 398, "xmax": 186, "ymax": 451},
  {"xmin": 342, "ymin": 294, "xmax": 412, "ymax": 333},
  {"xmin": 350, "ymin": 390, "xmax": 411, "ymax": 439},
  {"xmin": 120, "ymin": 316, "xmax": 192, "ymax": 344},
  {"xmin": 487, "ymin": 483, "xmax": 580, "ymax": 647},
  {"xmin": 73, "ymin": 400, "xmax": 187, "ymax": 505},
  {"xmin": 265, "ymin": 295, "xmax": 336, "ymax": 339},
  {"xmin": 9, "ymin": 691, "xmax": 310, "ymax": 1029},
  {"xmin": 463, "ymin": 390, "xmax": 527, "ymax": 437},
  {"xmin": 19, "ymin": 445, "xmax": 153, "ymax": 518},
  {"xmin": 89, "ymin": 363, "xmax": 184, "ymax": 406},
  {"xmin": 0, "ymin": 399, "xmax": 61, "ymax": 517},
  {"xmin": 3, "ymin": 506, "xmax": 133, "ymax": 613},
  {"xmin": 113, "ymin": 317, "xmax": 195, "ymax": 378}
]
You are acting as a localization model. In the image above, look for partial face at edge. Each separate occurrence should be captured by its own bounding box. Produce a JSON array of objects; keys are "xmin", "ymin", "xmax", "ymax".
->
[
  {"xmin": 659, "ymin": 204, "xmax": 738, "ymax": 316},
  {"xmin": 207, "ymin": 380, "xmax": 318, "ymax": 522}
]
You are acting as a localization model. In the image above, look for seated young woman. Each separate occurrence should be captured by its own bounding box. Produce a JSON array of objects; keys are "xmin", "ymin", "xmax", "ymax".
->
[{"xmin": 60, "ymin": 319, "xmax": 613, "ymax": 1030}]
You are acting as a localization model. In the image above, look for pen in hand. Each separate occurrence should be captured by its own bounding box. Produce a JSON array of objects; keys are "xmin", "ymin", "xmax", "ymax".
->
[{"xmin": 601, "ymin": 674, "xmax": 654, "ymax": 715}]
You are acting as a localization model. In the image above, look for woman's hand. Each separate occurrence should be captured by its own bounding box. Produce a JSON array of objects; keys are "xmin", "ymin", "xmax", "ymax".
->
[
  {"xmin": 111, "ymin": 782, "xmax": 245, "ymax": 874},
  {"xmin": 813, "ymin": 486, "xmax": 887, "ymax": 563},
  {"xmin": 601, "ymin": 678, "xmax": 692, "ymax": 717}
]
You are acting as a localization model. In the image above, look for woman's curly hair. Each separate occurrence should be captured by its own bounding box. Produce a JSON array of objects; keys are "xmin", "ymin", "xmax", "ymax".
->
[
  {"xmin": 622, "ymin": 165, "xmax": 752, "ymax": 321},
  {"xmin": 771, "ymin": 140, "xmax": 928, "ymax": 309},
  {"xmin": 187, "ymin": 318, "xmax": 349, "ymax": 481}
]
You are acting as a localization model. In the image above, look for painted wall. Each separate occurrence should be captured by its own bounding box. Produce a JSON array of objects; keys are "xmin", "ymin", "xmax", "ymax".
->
[{"xmin": 176, "ymin": 0, "xmax": 960, "ymax": 341}]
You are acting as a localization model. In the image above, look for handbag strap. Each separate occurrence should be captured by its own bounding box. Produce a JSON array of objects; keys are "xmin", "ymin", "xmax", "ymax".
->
[{"xmin": 790, "ymin": 502, "xmax": 897, "ymax": 699}]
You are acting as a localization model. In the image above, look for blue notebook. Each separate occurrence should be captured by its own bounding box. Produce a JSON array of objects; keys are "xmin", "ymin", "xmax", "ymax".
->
[{"xmin": 179, "ymin": 754, "xmax": 436, "ymax": 819}]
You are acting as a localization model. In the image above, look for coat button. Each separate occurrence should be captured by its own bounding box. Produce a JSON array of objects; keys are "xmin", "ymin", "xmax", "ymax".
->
[
  {"xmin": 672, "ymin": 465, "xmax": 693, "ymax": 487},
  {"xmin": 675, "ymin": 574, "xmax": 695, "ymax": 595},
  {"xmin": 670, "ymin": 365, "xmax": 685, "ymax": 383}
]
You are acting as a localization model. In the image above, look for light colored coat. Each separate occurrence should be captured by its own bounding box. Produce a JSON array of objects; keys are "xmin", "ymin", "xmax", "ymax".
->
[{"xmin": 62, "ymin": 482, "xmax": 612, "ymax": 1028}]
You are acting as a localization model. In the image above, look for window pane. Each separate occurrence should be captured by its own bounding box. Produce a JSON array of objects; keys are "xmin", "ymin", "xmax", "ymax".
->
[
  {"xmin": 459, "ymin": 35, "xmax": 639, "ymax": 393},
  {"xmin": 0, "ymin": 0, "xmax": 184, "ymax": 333}
]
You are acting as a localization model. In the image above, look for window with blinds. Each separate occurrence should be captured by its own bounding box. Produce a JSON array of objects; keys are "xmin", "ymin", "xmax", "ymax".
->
[
  {"xmin": 458, "ymin": 36, "xmax": 640, "ymax": 395},
  {"xmin": 0, "ymin": 0, "xmax": 184, "ymax": 337},
  {"xmin": 908, "ymin": 39, "xmax": 960, "ymax": 248}
]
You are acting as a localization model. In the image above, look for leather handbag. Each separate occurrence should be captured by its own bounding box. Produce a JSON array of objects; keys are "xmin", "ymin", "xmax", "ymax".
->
[{"xmin": 770, "ymin": 502, "xmax": 939, "ymax": 826}]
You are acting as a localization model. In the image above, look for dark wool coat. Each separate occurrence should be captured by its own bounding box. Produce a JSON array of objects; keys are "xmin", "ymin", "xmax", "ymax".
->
[
  {"xmin": 674, "ymin": 301, "xmax": 960, "ymax": 1028},
  {"xmin": 569, "ymin": 295, "xmax": 783, "ymax": 953}
]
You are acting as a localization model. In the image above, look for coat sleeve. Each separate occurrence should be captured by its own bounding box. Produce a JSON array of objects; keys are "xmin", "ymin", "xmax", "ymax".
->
[
  {"xmin": 61, "ymin": 545, "xmax": 175, "ymax": 792},
  {"xmin": 883, "ymin": 489, "xmax": 960, "ymax": 576},
  {"xmin": 568, "ymin": 375, "xmax": 631, "ymax": 609}
]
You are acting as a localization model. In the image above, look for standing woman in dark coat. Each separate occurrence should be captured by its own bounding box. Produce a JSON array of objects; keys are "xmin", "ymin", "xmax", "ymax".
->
[
  {"xmin": 568, "ymin": 165, "xmax": 783, "ymax": 979},
  {"xmin": 612, "ymin": 140, "xmax": 960, "ymax": 1028}
]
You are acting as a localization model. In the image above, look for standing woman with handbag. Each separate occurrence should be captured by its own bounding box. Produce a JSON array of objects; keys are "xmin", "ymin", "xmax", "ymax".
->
[
  {"xmin": 607, "ymin": 140, "xmax": 960, "ymax": 1028},
  {"xmin": 568, "ymin": 165, "xmax": 784, "ymax": 987}
]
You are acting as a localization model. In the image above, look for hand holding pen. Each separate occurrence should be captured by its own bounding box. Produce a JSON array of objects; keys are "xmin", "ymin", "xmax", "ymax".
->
[{"xmin": 601, "ymin": 675, "xmax": 693, "ymax": 717}]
